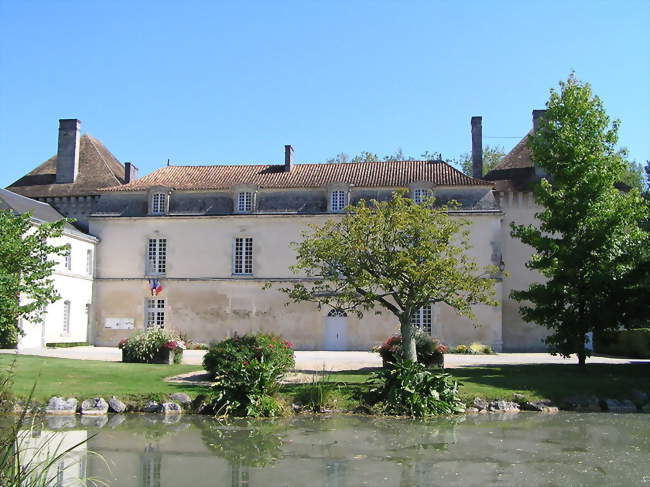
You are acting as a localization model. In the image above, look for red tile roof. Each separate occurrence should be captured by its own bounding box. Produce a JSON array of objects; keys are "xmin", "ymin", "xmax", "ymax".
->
[{"xmin": 103, "ymin": 160, "xmax": 490, "ymax": 192}]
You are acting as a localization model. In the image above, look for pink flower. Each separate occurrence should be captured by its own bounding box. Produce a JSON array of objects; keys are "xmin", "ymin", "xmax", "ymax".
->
[
  {"xmin": 118, "ymin": 339, "xmax": 127, "ymax": 349},
  {"xmin": 242, "ymin": 361, "xmax": 250, "ymax": 366}
]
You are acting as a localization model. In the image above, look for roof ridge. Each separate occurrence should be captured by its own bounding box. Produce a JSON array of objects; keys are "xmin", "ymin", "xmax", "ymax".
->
[{"xmin": 85, "ymin": 134, "xmax": 124, "ymax": 185}]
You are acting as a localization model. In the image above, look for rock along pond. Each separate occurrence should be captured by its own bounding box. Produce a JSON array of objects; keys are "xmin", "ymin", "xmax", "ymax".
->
[{"xmin": 13, "ymin": 412, "xmax": 650, "ymax": 486}]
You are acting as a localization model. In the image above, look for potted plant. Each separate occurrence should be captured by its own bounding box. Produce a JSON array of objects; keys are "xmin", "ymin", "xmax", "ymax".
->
[{"xmin": 119, "ymin": 329, "xmax": 186, "ymax": 364}]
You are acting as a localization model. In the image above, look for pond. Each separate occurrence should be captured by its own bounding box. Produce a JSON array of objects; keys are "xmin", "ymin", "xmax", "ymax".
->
[{"xmin": 16, "ymin": 412, "xmax": 650, "ymax": 486}]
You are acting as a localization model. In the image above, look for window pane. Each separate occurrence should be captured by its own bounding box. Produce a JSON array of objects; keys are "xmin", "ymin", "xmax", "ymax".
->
[
  {"xmin": 238, "ymin": 192, "xmax": 253, "ymax": 212},
  {"xmin": 152, "ymin": 193, "xmax": 166, "ymax": 214},
  {"xmin": 331, "ymin": 191, "xmax": 346, "ymax": 212},
  {"xmin": 147, "ymin": 239, "xmax": 166, "ymax": 275},
  {"xmin": 233, "ymin": 237, "xmax": 253, "ymax": 274},
  {"xmin": 63, "ymin": 301, "xmax": 70, "ymax": 335}
]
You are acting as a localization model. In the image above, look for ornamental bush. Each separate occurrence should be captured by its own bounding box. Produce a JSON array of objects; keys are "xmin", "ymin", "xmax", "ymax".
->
[
  {"xmin": 368, "ymin": 358, "xmax": 465, "ymax": 417},
  {"xmin": 203, "ymin": 332, "xmax": 295, "ymax": 417},
  {"xmin": 120, "ymin": 328, "xmax": 185, "ymax": 364},
  {"xmin": 376, "ymin": 330, "xmax": 447, "ymax": 368},
  {"xmin": 450, "ymin": 342, "xmax": 494, "ymax": 355}
]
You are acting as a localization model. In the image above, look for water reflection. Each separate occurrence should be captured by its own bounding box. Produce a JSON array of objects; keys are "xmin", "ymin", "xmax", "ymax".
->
[{"xmin": 14, "ymin": 413, "xmax": 650, "ymax": 487}]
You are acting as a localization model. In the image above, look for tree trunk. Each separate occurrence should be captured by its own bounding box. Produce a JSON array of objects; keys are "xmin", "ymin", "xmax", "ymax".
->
[
  {"xmin": 399, "ymin": 317, "xmax": 417, "ymax": 362},
  {"xmin": 577, "ymin": 332, "xmax": 587, "ymax": 368}
]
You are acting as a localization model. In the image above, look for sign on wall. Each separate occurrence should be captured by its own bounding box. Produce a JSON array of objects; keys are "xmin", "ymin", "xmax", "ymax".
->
[{"xmin": 105, "ymin": 318, "xmax": 135, "ymax": 330}]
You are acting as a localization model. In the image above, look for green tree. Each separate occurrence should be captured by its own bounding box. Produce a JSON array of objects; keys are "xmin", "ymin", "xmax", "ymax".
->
[
  {"xmin": 278, "ymin": 193, "xmax": 498, "ymax": 362},
  {"xmin": 457, "ymin": 145, "xmax": 505, "ymax": 177},
  {"xmin": 619, "ymin": 159, "xmax": 645, "ymax": 192},
  {"xmin": 510, "ymin": 74, "xmax": 650, "ymax": 367},
  {"xmin": 0, "ymin": 210, "xmax": 68, "ymax": 347}
]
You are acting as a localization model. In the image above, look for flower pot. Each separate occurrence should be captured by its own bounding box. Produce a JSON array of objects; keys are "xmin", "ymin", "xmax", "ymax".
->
[{"xmin": 153, "ymin": 348, "xmax": 175, "ymax": 364}]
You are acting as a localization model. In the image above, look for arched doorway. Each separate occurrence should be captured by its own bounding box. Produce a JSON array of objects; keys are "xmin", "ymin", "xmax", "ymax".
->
[{"xmin": 324, "ymin": 309, "xmax": 348, "ymax": 350}]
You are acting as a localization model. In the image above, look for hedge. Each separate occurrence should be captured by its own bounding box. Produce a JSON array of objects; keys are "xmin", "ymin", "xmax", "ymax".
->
[{"xmin": 595, "ymin": 328, "xmax": 650, "ymax": 359}]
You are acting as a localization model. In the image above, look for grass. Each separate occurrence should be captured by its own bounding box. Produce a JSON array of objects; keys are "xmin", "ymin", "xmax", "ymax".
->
[
  {"xmin": 2, "ymin": 354, "xmax": 648, "ymax": 409},
  {"xmin": 324, "ymin": 363, "xmax": 650, "ymax": 404},
  {"xmin": 0, "ymin": 354, "xmax": 206, "ymax": 402}
]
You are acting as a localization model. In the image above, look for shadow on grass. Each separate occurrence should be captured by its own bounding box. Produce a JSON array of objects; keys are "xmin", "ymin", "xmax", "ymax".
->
[{"xmin": 449, "ymin": 363, "xmax": 650, "ymax": 401}]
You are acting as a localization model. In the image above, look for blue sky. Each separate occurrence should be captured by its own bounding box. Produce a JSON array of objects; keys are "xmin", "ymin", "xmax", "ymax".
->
[{"xmin": 1, "ymin": 0, "xmax": 648, "ymax": 185}]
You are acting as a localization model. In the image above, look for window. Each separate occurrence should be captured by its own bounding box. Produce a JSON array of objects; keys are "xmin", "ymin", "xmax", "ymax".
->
[
  {"xmin": 147, "ymin": 239, "xmax": 167, "ymax": 275},
  {"xmin": 233, "ymin": 237, "xmax": 253, "ymax": 275},
  {"xmin": 151, "ymin": 193, "xmax": 167, "ymax": 214},
  {"xmin": 86, "ymin": 249, "xmax": 93, "ymax": 276},
  {"xmin": 412, "ymin": 188, "xmax": 429, "ymax": 204},
  {"xmin": 410, "ymin": 305, "xmax": 432, "ymax": 335},
  {"xmin": 327, "ymin": 309, "xmax": 348, "ymax": 317},
  {"xmin": 331, "ymin": 190, "xmax": 347, "ymax": 212},
  {"xmin": 62, "ymin": 300, "xmax": 71, "ymax": 336},
  {"xmin": 145, "ymin": 299, "xmax": 165, "ymax": 329},
  {"xmin": 64, "ymin": 245, "xmax": 72, "ymax": 271},
  {"xmin": 237, "ymin": 191, "xmax": 253, "ymax": 213}
]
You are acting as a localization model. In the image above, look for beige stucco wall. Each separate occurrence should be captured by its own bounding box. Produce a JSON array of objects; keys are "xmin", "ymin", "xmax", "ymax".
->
[
  {"xmin": 497, "ymin": 191, "xmax": 549, "ymax": 351},
  {"xmin": 89, "ymin": 213, "xmax": 504, "ymax": 350}
]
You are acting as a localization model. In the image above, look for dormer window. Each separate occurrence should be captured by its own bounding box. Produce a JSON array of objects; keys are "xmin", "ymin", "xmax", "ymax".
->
[
  {"xmin": 151, "ymin": 192, "xmax": 167, "ymax": 215},
  {"xmin": 412, "ymin": 188, "xmax": 430, "ymax": 204},
  {"xmin": 330, "ymin": 190, "xmax": 347, "ymax": 212},
  {"xmin": 237, "ymin": 191, "xmax": 253, "ymax": 213}
]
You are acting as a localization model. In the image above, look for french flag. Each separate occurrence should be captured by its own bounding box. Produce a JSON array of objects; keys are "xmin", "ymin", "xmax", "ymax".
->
[{"xmin": 149, "ymin": 279, "xmax": 163, "ymax": 296}]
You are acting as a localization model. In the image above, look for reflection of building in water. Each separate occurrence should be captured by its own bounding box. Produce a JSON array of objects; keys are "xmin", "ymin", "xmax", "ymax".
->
[
  {"xmin": 16, "ymin": 429, "xmax": 87, "ymax": 487},
  {"xmin": 324, "ymin": 460, "xmax": 347, "ymax": 487},
  {"xmin": 141, "ymin": 445, "xmax": 162, "ymax": 487}
]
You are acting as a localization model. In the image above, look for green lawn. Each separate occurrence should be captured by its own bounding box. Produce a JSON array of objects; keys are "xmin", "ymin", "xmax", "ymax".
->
[
  {"xmin": 0, "ymin": 354, "xmax": 205, "ymax": 402},
  {"xmin": 327, "ymin": 363, "xmax": 650, "ymax": 403},
  {"xmin": 2, "ymin": 354, "xmax": 648, "ymax": 407}
]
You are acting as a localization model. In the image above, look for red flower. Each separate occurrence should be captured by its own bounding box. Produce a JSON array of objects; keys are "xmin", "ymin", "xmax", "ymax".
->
[
  {"xmin": 242, "ymin": 361, "xmax": 250, "ymax": 366},
  {"xmin": 283, "ymin": 340, "xmax": 294, "ymax": 348},
  {"xmin": 118, "ymin": 339, "xmax": 127, "ymax": 349}
]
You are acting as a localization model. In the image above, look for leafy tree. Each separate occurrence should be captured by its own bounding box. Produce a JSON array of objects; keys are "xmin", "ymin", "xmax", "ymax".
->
[
  {"xmin": 0, "ymin": 210, "xmax": 68, "ymax": 347},
  {"xmin": 325, "ymin": 148, "xmax": 437, "ymax": 163},
  {"xmin": 279, "ymin": 193, "xmax": 498, "ymax": 362},
  {"xmin": 510, "ymin": 74, "xmax": 650, "ymax": 366},
  {"xmin": 618, "ymin": 159, "xmax": 646, "ymax": 192},
  {"xmin": 456, "ymin": 145, "xmax": 505, "ymax": 177}
]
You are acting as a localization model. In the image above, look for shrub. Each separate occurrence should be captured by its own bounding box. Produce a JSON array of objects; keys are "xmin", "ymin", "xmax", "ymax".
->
[
  {"xmin": 120, "ymin": 328, "xmax": 185, "ymax": 364},
  {"xmin": 292, "ymin": 374, "xmax": 342, "ymax": 412},
  {"xmin": 376, "ymin": 330, "xmax": 446, "ymax": 368},
  {"xmin": 450, "ymin": 342, "xmax": 494, "ymax": 354},
  {"xmin": 595, "ymin": 328, "xmax": 650, "ymax": 358},
  {"xmin": 203, "ymin": 332, "xmax": 295, "ymax": 417},
  {"xmin": 368, "ymin": 358, "xmax": 465, "ymax": 417}
]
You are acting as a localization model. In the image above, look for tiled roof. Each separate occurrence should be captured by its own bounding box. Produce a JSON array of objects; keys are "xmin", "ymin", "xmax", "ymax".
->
[
  {"xmin": 7, "ymin": 134, "xmax": 125, "ymax": 198},
  {"xmin": 489, "ymin": 131, "xmax": 534, "ymax": 172},
  {"xmin": 103, "ymin": 160, "xmax": 490, "ymax": 192}
]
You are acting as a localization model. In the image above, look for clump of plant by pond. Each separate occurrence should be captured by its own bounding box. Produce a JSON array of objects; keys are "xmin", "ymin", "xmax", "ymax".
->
[
  {"xmin": 202, "ymin": 332, "xmax": 295, "ymax": 417},
  {"xmin": 120, "ymin": 328, "xmax": 186, "ymax": 364},
  {"xmin": 367, "ymin": 358, "xmax": 465, "ymax": 417}
]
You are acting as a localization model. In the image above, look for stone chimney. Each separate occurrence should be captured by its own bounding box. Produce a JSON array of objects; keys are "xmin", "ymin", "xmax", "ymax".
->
[
  {"xmin": 284, "ymin": 145, "xmax": 294, "ymax": 172},
  {"xmin": 471, "ymin": 116, "xmax": 483, "ymax": 179},
  {"xmin": 532, "ymin": 109, "xmax": 547, "ymax": 132},
  {"xmin": 124, "ymin": 162, "xmax": 138, "ymax": 183},
  {"xmin": 56, "ymin": 119, "xmax": 81, "ymax": 183}
]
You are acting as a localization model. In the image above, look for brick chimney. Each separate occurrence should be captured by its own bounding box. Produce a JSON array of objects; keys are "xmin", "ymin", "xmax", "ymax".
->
[
  {"xmin": 284, "ymin": 145, "xmax": 294, "ymax": 172},
  {"xmin": 532, "ymin": 109, "xmax": 547, "ymax": 132},
  {"xmin": 56, "ymin": 119, "xmax": 81, "ymax": 183},
  {"xmin": 124, "ymin": 162, "xmax": 138, "ymax": 183},
  {"xmin": 471, "ymin": 116, "xmax": 483, "ymax": 179}
]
